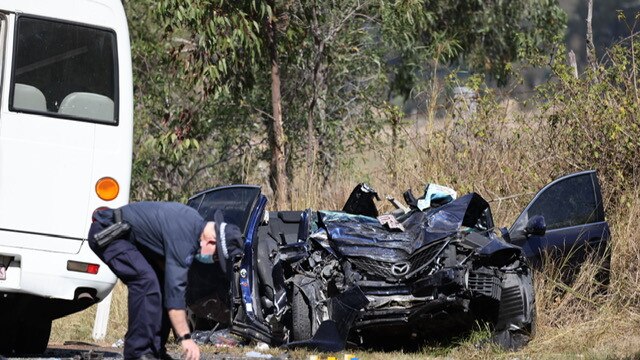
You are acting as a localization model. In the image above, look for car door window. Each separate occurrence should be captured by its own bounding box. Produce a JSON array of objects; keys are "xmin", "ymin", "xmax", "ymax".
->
[
  {"xmin": 512, "ymin": 173, "xmax": 601, "ymax": 232},
  {"xmin": 187, "ymin": 186, "xmax": 261, "ymax": 234}
]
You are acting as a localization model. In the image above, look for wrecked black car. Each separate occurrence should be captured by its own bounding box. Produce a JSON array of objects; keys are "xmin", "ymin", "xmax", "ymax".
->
[{"xmin": 185, "ymin": 170, "xmax": 609, "ymax": 351}]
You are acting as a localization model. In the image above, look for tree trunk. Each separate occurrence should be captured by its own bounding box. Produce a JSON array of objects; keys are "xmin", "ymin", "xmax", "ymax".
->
[
  {"xmin": 266, "ymin": 2, "xmax": 288, "ymax": 208},
  {"xmin": 305, "ymin": 1, "xmax": 324, "ymax": 188},
  {"xmin": 390, "ymin": 110, "xmax": 400, "ymax": 187},
  {"xmin": 586, "ymin": 0, "xmax": 597, "ymax": 72},
  {"xmin": 307, "ymin": 58, "xmax": 330, "ymax": 187},
  {"xmin": 306, "ymin": 88, "xmax": 317, "ymax": 188}
]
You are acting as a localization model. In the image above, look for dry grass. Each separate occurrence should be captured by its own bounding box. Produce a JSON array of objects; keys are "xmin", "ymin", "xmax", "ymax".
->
[{"xmin": 52, "ymin": 98, "xmax": 640, "ymax": 359}]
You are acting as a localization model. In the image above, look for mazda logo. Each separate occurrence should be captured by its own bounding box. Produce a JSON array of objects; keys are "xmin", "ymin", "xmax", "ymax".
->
[{"xmin": 390, "ymin": 261, "xmax": 411, "ymax": 276}]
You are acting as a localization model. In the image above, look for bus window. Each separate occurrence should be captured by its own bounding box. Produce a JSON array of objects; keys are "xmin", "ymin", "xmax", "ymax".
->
[{"xmin": 10, "ymin": 16, "xmax": 118, "ymax": 123}]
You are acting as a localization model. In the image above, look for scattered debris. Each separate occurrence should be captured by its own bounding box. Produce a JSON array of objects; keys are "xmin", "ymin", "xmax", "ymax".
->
[
  {"xmin": 111, "ymin": 339, "xmax": 124, "ymax": 348},
  {"xmin": 78, "ymin": 350, "xmax": 104, "ymax": 360},
  {"xmin": 192, "ymin": 328, "xmax": 246, "ymax": 347}
]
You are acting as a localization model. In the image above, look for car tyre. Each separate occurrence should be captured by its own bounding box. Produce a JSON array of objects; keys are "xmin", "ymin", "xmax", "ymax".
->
[
  {"xmin": 291, "ymin": 285, "xmax": 313, "ymax": 340},
  {"xmin": 493, "ymin": 265, "xmax": 536, "ymax": 350}
]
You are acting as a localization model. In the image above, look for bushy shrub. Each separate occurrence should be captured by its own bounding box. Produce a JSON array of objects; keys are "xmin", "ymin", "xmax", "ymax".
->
[{"xmin": 537, "ymin": 41, "xmax": 640, "ymax": 203}]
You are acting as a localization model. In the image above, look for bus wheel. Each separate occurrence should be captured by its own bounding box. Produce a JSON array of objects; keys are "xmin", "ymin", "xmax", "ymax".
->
[{"xmin": 4, "ymin": 318, "xmax": 51, "ymax": 355}]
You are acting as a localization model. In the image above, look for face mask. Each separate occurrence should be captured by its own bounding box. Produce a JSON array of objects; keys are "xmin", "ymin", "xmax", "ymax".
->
[{"xmin": 194, "ymin": 253, "xmax": 215, "ymax": 264}]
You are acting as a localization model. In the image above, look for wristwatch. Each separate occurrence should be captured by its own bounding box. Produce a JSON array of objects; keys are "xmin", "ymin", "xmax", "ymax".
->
[{"xmin": 176, "ymin": 333, "xmax": 192, "ymax": 343}]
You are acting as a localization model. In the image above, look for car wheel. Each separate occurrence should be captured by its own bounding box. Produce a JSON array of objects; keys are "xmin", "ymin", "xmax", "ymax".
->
[
  {"xmin": 291, "ymin": 285, "xmax": 313, "ymax": 340},
  {"xmin": 494, "ymin": 265, "xmax": 536, "ymax": 350}
]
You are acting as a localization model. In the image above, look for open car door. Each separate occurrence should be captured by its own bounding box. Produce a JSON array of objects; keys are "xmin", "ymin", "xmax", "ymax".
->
[
  {"xmin": 185, "ymin": 185, "xmax": 262, "ymax": 329},
  {"xmin": 509, "ymin": 170, "xmax": 610, "ymax": 266}
]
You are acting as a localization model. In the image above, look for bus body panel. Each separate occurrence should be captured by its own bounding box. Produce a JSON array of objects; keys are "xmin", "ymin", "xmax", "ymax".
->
[
  {"xmin": 0, "ymin": 0, "xmax": 131, "ymax": 330},
  {"xmin": 0, "ymin": 241, "xmax": 116, "ymax": 301},
  {"xmin": 0, "ymin": 111, "xmax": 97, "ymax": 244}
]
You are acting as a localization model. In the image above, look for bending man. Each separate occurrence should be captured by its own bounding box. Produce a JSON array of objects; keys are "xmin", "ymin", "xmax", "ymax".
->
[{"xmin": 88, "ymin": 202, "xmax": 243, "ymax": 360}]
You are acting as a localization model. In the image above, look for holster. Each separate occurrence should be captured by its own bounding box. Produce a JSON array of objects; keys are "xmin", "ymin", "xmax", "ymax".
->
[{"xmin": 94, "ymin": 208, "xmax": 131, "ymax": 248}]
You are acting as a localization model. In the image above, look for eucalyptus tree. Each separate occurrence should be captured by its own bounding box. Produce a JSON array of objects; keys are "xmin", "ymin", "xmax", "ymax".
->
[
  {"xmin": 127, "ymin": 0, "xmax": 290, "ymax": 205},
  {"xmin": 125, "ymin": 0, "xmax": 566, "ymax": 203},
  {"xmin": 379, "ymin": 0, "xmax": 567, "ymax": 97},
  {"xmin": 132, "ymin": 0, "xmax": 388, "ymax": 204},
  {"xmin": 283, "ymin": 0, "xmax": 567, "ymax": 182}
]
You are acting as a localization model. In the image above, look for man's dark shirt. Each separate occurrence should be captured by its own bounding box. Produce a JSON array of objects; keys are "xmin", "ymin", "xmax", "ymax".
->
[{"xmin": 101, "ymin": 202, "xmax": 206, "ymax": 309}]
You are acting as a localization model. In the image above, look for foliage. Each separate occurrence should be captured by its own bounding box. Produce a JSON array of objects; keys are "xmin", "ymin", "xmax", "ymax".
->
[
  {"xmin": 380, "ymin": 0, "xmax": 566, "ymax": 98},
  {"xmin": 565, "ymin": 0, "xmax": 640, "ymax": 68},
  {"xmin": 126, "ymin": 0, "xmax": 566, "ymax": 203},
  {"xmin": 126, "ymin": 0, "xmax": 268, "ymax": 201},
  {"xmin": 281, "ymin": 1, "xmax": 391, "ymax": 181},
  {"xmin": 537, "ymin": 38, "xmax": 640, "ymax": 201}
]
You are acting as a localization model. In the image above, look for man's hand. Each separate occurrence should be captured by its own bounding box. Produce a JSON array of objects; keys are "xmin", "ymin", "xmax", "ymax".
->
[
  {"xmin": 180, "ymin": 339, "xmax": 200, "ymax": 360},
  {"xmin": 168, "ymin": 309, "xmax": 200, "ymax": 360}
]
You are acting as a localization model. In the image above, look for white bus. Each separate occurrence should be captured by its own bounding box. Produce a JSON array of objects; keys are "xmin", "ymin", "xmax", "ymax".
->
[{"xmin": 0, "ymin": 0, "xmax": 132, "ymax": 354}]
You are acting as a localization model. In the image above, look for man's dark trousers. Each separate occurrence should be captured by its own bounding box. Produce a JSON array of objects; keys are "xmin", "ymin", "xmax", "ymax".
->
[{"xmin": 88, "ymin": 222, "xmax": 171, "ymax": 360}]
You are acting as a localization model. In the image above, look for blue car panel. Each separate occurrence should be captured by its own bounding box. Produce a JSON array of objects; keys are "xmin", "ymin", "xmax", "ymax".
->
[{"xmin": 509, "ymin": 170, "xmax": 610, "ymax": 262}]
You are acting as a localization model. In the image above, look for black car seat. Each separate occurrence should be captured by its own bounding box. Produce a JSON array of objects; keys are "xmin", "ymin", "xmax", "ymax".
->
[{"xmin": 256, "ymin": 211, "xmax": 304, "ymax": 313}]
